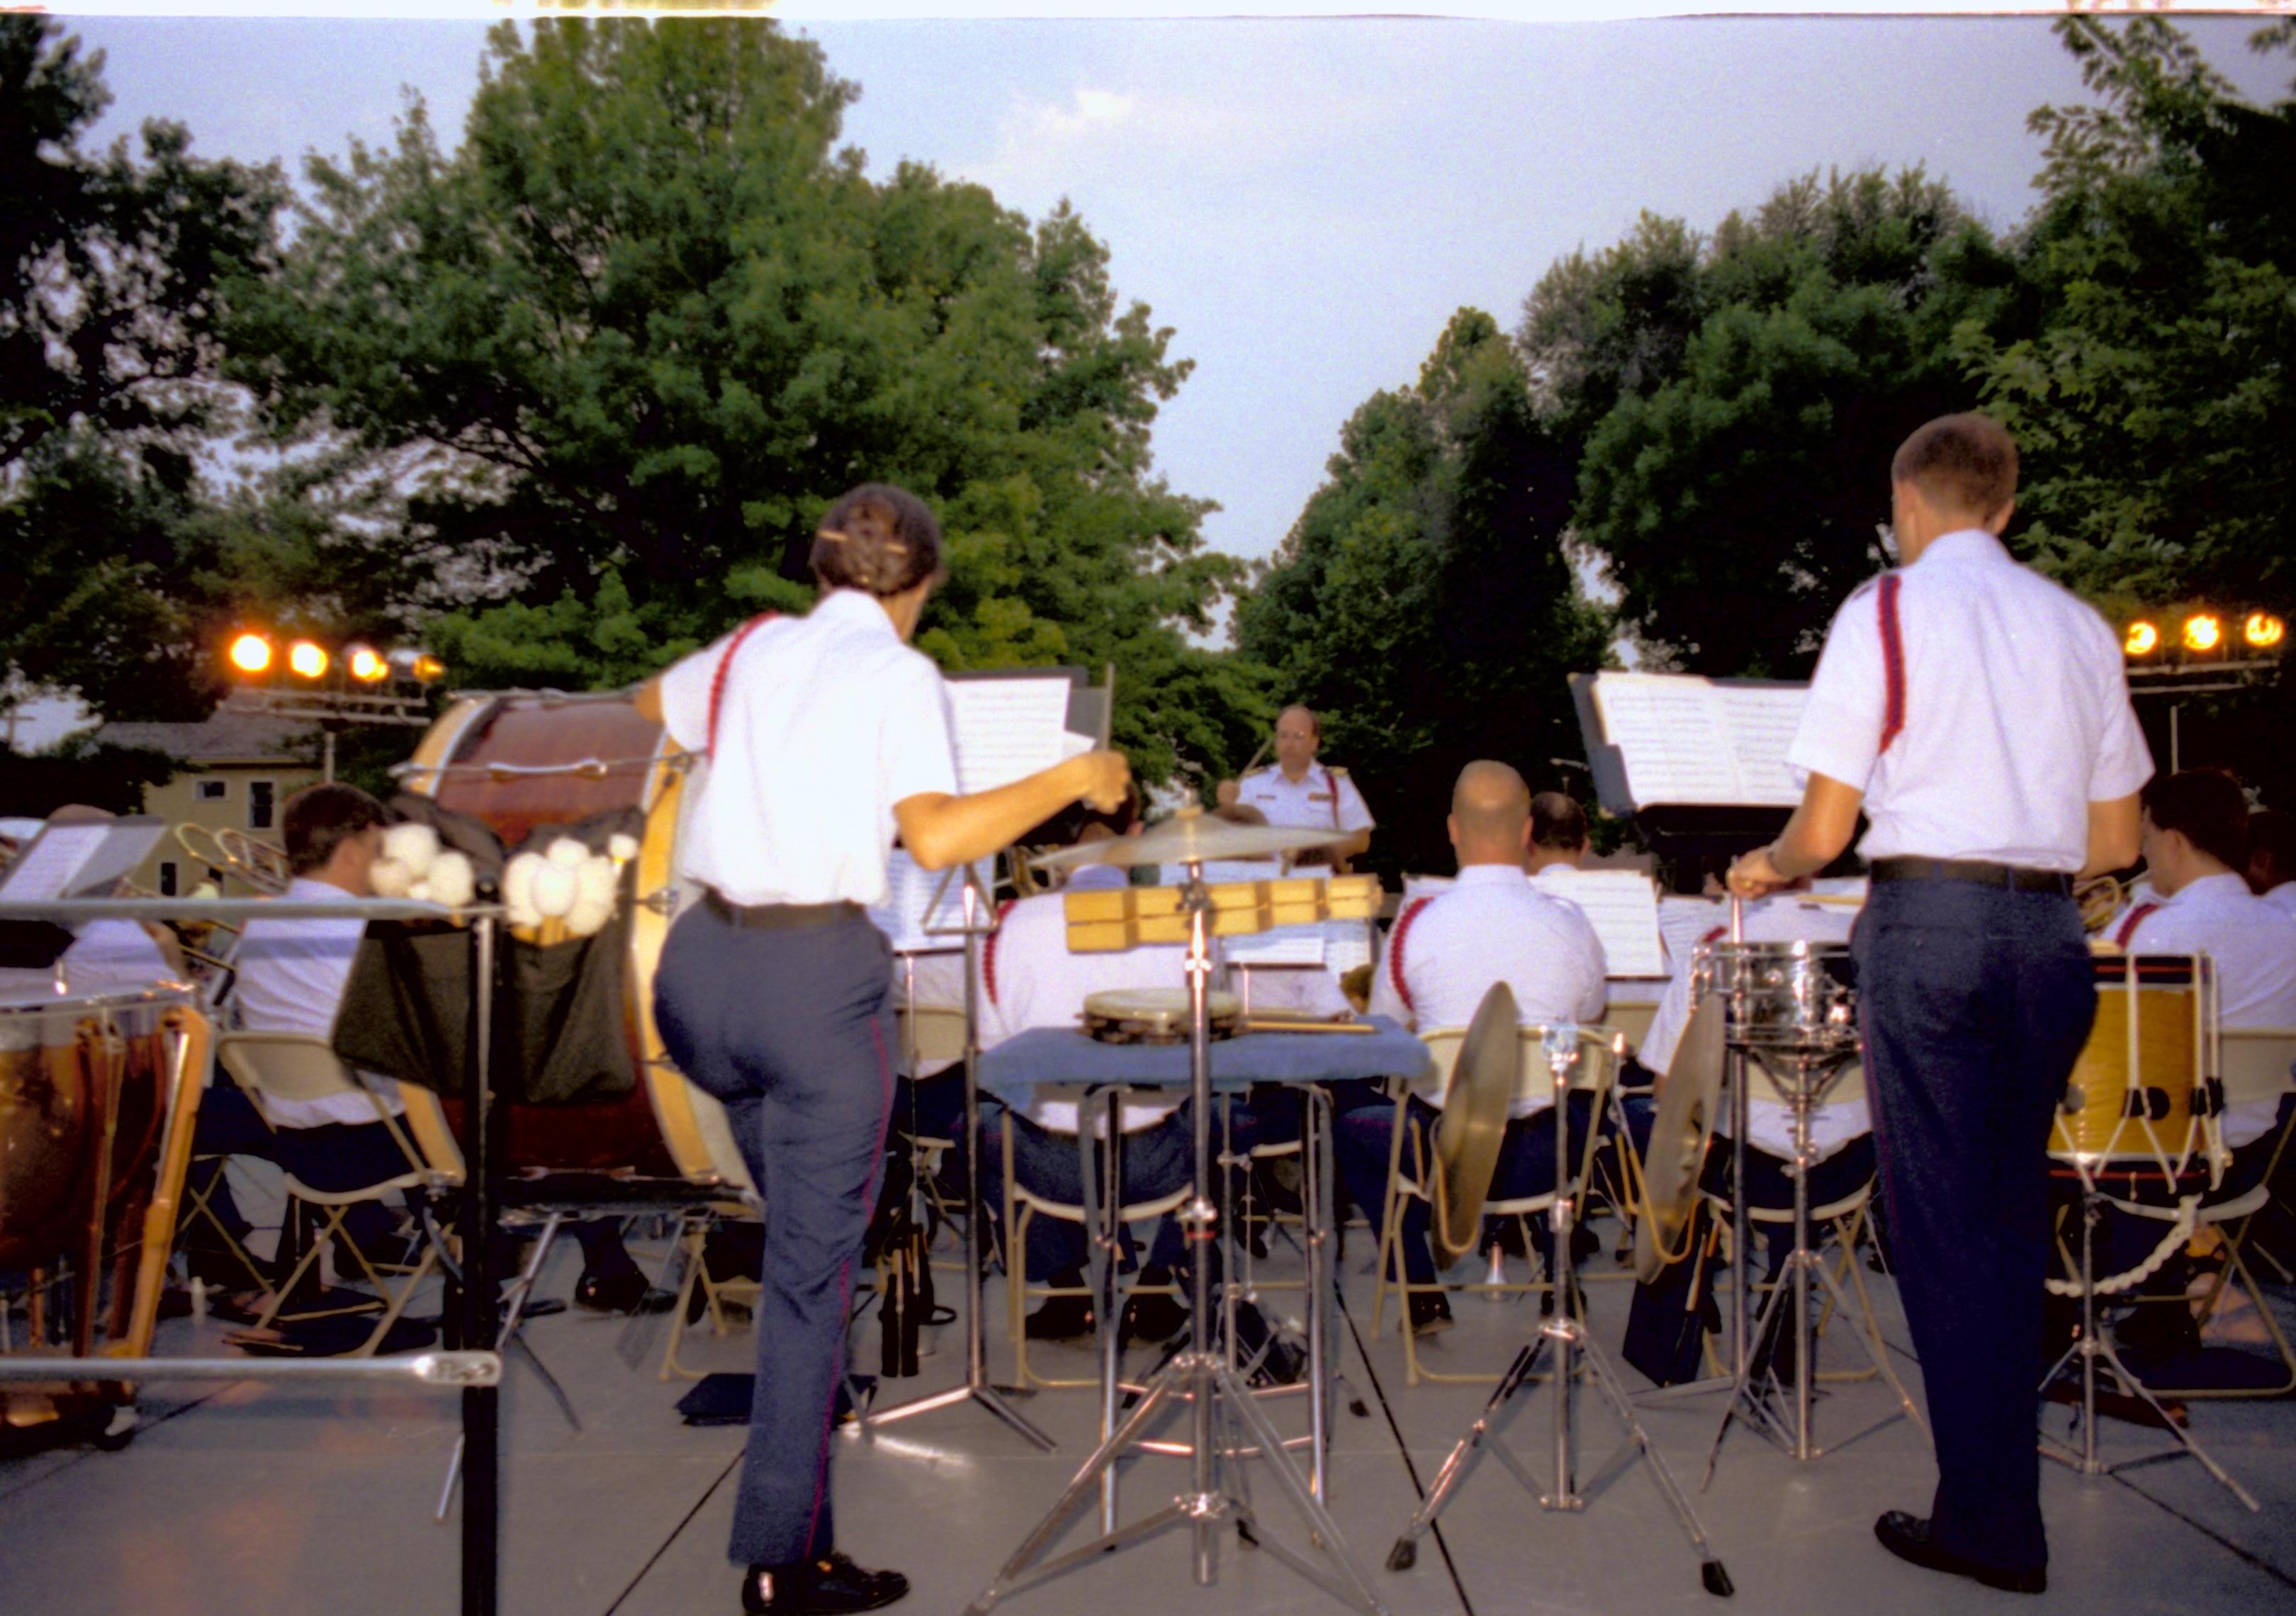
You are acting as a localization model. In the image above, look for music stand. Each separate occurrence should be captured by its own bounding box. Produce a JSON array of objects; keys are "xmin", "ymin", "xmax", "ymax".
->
[
  {"xmin": 865, "ymin": 858, "xmax": 1053, "ymax": 1451},
  {"xmin": 964, "ymin": 841, "xmax": 1388, "ymax": 1616}
]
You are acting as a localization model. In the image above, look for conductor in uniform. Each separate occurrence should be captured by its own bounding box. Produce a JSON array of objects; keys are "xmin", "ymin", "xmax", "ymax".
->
[
  {"xmin": 638, "ymin": 484, "xmax": 1129, "ymax": 1616},
  {"xmin": 1216, "ymin": 705, "xmax": 1373, "ymax": 870},
  {"xmin": 1729, "ymin": 413, "xmax": 2149, "ymax": 1595}
]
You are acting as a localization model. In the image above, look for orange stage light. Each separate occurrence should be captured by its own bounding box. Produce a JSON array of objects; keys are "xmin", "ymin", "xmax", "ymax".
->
[
  {"xmin": 287, "ymin": 640, "xmax": 330, "ymax": 679},
  {"xmin": 2244, "ymin": 612, "xmax": 2285, "ymax": 650},
  {"xmin": 228, "ymin": 632, "xmax": 273, "ymax": 675},
  {"xmin": 2183, "ymin": 614, "xmax": 2222, "ymax": 654},
  {"xmin": 347, "ymin": 645, "xmax": 389, "ymax": 683},
  {"xmin": 411, "ymin": 653, "xmax": 446, "ymax": 683},
  {"xmin": 2122, "ymin": 621, "xmax": 2159, "ymax": 657}
]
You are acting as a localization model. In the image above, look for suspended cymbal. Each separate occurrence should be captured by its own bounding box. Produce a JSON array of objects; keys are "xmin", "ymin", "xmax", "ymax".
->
[
  {"xmin": 1634, "ymin": 990, "xmax": 1726, "ymax": 1284},
  {"xmin": 1430, "ymin": 982, "xmax": 1521, "ymax": 1268},
  {"xmin": 1030, "ymin": 807, "xmax": 1346, "ymax": 872}
]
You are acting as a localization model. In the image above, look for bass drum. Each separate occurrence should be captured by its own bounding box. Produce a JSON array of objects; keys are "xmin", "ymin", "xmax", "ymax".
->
[{"xmin": 401, "ymin": 692, "xmax": 753, "ymax": 1194}]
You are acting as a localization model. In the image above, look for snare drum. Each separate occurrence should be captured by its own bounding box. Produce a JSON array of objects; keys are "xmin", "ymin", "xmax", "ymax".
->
[
  {"xmin": 1081, "ymin": 989, "xmax": 1243, "ymax": 1045},
  {"xmin": 1693, "ymin": 939, "xmax": 1858, "ymax": 1057},
  {"xmin": 2050, "ymin": 953, "xmax": 2215, "ymax": 1178},
  {"xmin": 0, "ymin": 987, "xmax": 208, "ymax": 1422},
  {"xmin": 400, "ymin": 693, "xmax": 750, "ymax": 1191}
]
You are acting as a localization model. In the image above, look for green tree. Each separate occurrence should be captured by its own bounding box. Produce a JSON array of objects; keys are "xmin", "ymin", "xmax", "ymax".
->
[
  {"xmin": 1957, "ymin": 18, "xmax": 2296, "ymax": 621},
  {"xmin": 1528, "ymin": 167, "xmax": 2012, "ymax": 675},
  {"xmin": 0, "ymin": 17, "xmax": 286, "ymax": 720},
  {"xmin": 1238, "ymin": 310, "xmax": 1612, "ymax": 875},
  {"xmin": 227, "ymin": 18, "xmax": 1246, "ymax": 783}
]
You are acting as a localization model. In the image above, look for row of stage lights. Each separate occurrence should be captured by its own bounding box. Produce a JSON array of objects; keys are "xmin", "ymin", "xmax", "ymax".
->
[
  {"xmin": 2124, "ymin": 611, "xmax": 2285, "ymax": 660},
  {"xmin": 227, "ymin": 632, "xmax": 444, "ymax": 685}
]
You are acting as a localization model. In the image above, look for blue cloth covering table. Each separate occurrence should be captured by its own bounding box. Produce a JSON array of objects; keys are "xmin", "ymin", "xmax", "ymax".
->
[{"xmin": 979, "ymin": 1016, "xmax": 1430, "ymax": 1513}]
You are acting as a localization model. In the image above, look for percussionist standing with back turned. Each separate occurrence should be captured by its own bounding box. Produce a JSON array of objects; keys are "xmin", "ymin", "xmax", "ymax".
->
[
  {"xmin": 636, "ymin": 484, "xmax": 1130, "ymax": 1616},
  {"xmin": 1727, "ymin": 413, "xmax": 2149, "ymax": 1595}
]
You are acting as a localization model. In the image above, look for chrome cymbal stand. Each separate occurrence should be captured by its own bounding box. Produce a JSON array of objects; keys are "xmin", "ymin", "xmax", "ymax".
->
[
  {"xmin": 867, "ymin": 860, "xmax": 1053, "ymax": 1451},
  {"xmin": 1703, "ymin": 1045, "xmax": 1922, "ymax": 1476},
  {"xmin": 1388, "ymin": 1026, "xmax": 1733, "ymax": 1598},
  {"xmin": 964, "ymin": 860, "xmax": 1389, "ymax": 1616},
  {"xmin": 2039, "ymin": 1165, "xmax": 2258, "ymax": 1510}
]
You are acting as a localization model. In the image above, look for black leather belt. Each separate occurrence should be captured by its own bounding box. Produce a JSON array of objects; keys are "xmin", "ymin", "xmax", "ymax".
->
[
  {"xmin": 1869, "ymin": 856, "xmax": 2072, "ymax": 896},
  {"xmin": 702, "ymin": 889, "xmax": 865, "ymax": 930}
]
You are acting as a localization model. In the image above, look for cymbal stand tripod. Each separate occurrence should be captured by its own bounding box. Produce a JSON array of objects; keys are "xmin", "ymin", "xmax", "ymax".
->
[
  {"xmin": 866, "ymin": 859, "xmax": 1053, "ymax": 1452},
  {"xmin": 2039, "ymin": 1160, "xmax": 2258, "ymax": 1510},
  {"xmin": 1702, "ymin": 1045, "xmax": 1923, "ymax": 1476},
  {"xmin": 964, "ymin": 860, "xmax": 1389, "ymax": 1616},
  {"xmin": 1388, "ymin": 1026, "xmax": 1733, "ymax": 1598}
]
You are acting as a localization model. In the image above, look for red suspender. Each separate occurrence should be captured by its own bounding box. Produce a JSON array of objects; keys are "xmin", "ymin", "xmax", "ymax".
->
[
  {"xmin": 1323, "ymin": 767, "xmax": 1342, "ymax": 828},
  {"xmin": 1388, "ymin": 897, "xmax": 1431, "ymax": 1014},
  {"xmin": 704, "ymin": 612, "xmax": 780, "ymax": 759},
  {"xmin": 1701, "ymin": 924, "xmax": 1728, "ymax": 946},
  {"xmin": 2114, "ymin": 902, "xmax": 2159, "ymax": 951},
  {"xmin": 1876, "ymin": 573, "xmax": 1906, "ymax": 756},
  {"xmin": 981, "ymin": 899, "xmax": 1020, "ymax": 1007}
]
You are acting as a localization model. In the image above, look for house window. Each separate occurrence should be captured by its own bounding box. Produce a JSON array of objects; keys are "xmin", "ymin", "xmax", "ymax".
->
[
  {"xmin": 158, "ymin": 861, "xmax": 179, "ymax": 897},
  {"xmin": 196, "ymin": 780, "xmax": 227, "ymax": 802},
  {"xmin": 248, "ymin": 780, "xmax": 276, "ymax": 831}
]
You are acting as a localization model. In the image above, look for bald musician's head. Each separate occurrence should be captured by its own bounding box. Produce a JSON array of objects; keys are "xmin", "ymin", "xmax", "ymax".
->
[
  {"xmin": 1448, "ymin": 761, "xmax": 1531, "ymax": 869},
  {"xmin": 1274, "ymin": 705, "xmax": 1321, "ymax": 781}
]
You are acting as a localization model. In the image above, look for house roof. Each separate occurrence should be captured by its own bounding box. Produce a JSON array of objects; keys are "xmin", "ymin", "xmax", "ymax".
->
[{"xmin": 95, "ymin": 711, "xmax": 320, "ymax": 768}]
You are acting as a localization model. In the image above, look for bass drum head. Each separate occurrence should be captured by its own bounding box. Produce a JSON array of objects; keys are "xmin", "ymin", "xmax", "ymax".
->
[{"xmin": 403, "ymin": 696, "xmax": 745, "ymax": 1190}]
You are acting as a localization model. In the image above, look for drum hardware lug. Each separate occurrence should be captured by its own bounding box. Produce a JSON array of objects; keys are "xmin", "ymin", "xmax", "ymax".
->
[{"xmin": 638, "ymin": 889, "xmax": 680, "ymax": 916}]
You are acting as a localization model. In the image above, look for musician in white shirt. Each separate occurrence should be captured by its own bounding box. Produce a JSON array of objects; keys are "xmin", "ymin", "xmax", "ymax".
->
[
  {"xmin": 977, "ymin": 795, "xmax": 1198, "ymax": 1342},
  {"xmin": 1338, "ymin": 761, "xmax": 1606, "ymax": 1334},
  {"xmin": 2248, "ymin": 808, "xmax": 2296, "ymax": 921}
]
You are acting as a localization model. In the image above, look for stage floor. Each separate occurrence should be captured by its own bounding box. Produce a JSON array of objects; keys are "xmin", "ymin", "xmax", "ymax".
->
[{"xmin": 4, "ymin": 1208, "xmax": 2293, "ymax": 1616}]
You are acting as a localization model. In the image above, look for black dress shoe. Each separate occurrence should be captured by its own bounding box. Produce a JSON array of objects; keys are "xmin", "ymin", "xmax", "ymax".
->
[
  {"xmin": 1407, "ymin": 1292, "xmax": 1454, "ymax": 1337},
  {"xmin": 1023, "ymin": 1292, "xmax": 1096, "ymax": 1342},
  {"xmin": 574, "ymin": 1268, "xmax": 675, "ymax": 1315},
  {"xmin": 741, "ymin": 1552, "xmax": 908, "ymax": 1613},
  {"xmin": 1874, "ymin": 1511, "xmax": 2045, "ymax": 1594},
  {"xmin": 1118, "ymin": 1284, "xmax": 1189, "ymax": 1347}
]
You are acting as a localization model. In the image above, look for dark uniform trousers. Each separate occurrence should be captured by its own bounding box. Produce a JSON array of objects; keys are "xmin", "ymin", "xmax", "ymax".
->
[
  {"xmin": 1855, "ymin": 877, "xmax": 2095, "ymax": 1576},
  {"xmin": 655, "ymin": 904, "xmax": 896, "ymax": 1569}
]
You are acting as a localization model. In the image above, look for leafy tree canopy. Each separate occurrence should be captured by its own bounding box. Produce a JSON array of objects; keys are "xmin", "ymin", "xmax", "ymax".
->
[
  {"xmin": 1959, "ymin": 17, "xmax": 2296, "ymax": 622},
  {"xmin": 227, "ymin": 18, "xmax": 1247, "ymax": 784},
  {"xmin": 0, "ymin": 16, "xmax": 285, "ymax": 721},
  {"xmin": 1237, "ymin": 310, "xmax": 1613, "ymax": 875},
  {"xmin": 1524, "ymin": 166, "xmax": 2015, "ymax": 675}
]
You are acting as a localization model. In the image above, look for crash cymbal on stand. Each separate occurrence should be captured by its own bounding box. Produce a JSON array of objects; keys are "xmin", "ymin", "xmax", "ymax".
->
[
  {"xmin": 1030, "ymin": 806, "xmax": 1346, "ymax": 871},
  {"xmin": 1431, "ymin": 981, "xmax": 1521, "ymax": 1268}
]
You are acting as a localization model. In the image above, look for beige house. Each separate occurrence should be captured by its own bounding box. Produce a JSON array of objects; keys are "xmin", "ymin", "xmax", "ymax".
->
[{"xmin": 95, "ymin": 712, "xmax": 321, "ymax": 897}]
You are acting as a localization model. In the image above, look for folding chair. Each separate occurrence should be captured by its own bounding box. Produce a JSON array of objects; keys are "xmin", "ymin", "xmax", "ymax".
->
[
  {"xmin": 215, "ymin": 1033, "xmax": 454, "ymax": 1354},
  {"xmin": 1373, "ymin": 1025, "xmax": 1617, "ymax": 1386}
]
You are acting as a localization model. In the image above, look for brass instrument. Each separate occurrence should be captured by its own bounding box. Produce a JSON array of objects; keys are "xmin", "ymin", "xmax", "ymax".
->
[
  {"xmin": 2075, "ymin": 872, "xmax": 2129, "ymax": 937},
  {"xmin": 172, "ymin": 823, "xmax": 291, "ymax": 896}
]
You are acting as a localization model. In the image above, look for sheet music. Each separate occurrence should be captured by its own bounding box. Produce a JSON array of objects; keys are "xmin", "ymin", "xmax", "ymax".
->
[
  {"xmin": 945, "ymin": 678, "xmax": 1074, "ymax": 795},
  {"xmin": 867, "ymin": 851, "xmax": 981, "ymax": 954},
  {"xmin": 1589, "ymin": 673, "xmax": 1808, "ymax": 808},
  {"xmin": 1657, "ymin": 895, "xmax": 1727, "ymax": 970},
  {"xmin": 1541, "ymin": 868, "xmax": 1667, "ymax": 978},
  {"xmin": 0, "ymin": 819, "xmax": 166, "ymax": 903},
  {"xmin": 1223, "ymin": 924, "xmax": 1327, "ymax": 967},
  {"xmin": 1322, "ymin": 919, "xmax": 1373, "ymax": 976}
]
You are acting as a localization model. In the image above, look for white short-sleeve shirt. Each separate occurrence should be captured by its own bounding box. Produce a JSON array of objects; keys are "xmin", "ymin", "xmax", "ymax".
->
[
  {"xmin": 233, "ymin": 875, "xmax": 403, "ymax": 1126},
  {"xmin": 978, "ymin": 864, "xmax": 1194, "ymax": 1133},
  {"xmin": 2263, "ymin": 882, "xmax": 2296, "ymax": 922},
  {"xmin": 2120, "ymin": 872, "xmax": 2296, "ymax": 1148},
  {"xmin": 1636, "ymin": 895, "xmax": 1869, "ymax": 1162},
  {"xmin": 1370, "ymin": 864, "xmax": 1607, "ymax": 1115},
  {"xmin": 660, "ymin": 589, "xmax": 959, "ymax": 907},
  {"xmin": 1786, "ymin": 529, "xmax": 2153, "ymax": 872},
  {"xmin": 1235, "ymin": 765, "xmax": 1373, "ymax": 837}
]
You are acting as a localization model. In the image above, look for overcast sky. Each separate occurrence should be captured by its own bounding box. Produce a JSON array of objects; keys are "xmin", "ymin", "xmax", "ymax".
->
[{"xmin": 64, "ymin": 13, "xmax": 2290, "ymax": 578}]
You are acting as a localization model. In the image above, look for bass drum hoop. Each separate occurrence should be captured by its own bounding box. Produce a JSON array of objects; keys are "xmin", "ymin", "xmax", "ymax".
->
[{"xmin": 399, "ymin": 695, "xmax": 745, "ymax": 1193}]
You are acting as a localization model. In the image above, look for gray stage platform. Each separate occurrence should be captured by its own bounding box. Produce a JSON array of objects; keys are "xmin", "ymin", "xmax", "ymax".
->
[{"xmin": 4, "ymin": 1216, "xmax": 2292, "ymax": 1616}]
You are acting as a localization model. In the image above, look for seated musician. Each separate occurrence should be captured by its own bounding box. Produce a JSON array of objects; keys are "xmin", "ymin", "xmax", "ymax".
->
[
  {"xmin": 0, "ymin": 804, "xmax": 186, "ymax": 994},
  {"xmin": 2248, "ymin": 807, "xmax": 2296, "ymax": 921},
  {"xmin": 195, "ymin": 785, "xmax": 665, "ymax": 1313},
  {"xmin": 1334, "ymin": 761, "xmax": 1607, "ymax": 1336},
  {"xmin": 2113, "ymin": 772, "xmax": 2296, "ymax": 1200},
  {"xmin": 976, "ymin": 790, "xmax": 1198, "ymax": 1344},
  {"xmin": 1628, "ymin": 874, "xmax": 1877, "ymax": 1284},
  {"xmin": 1524, "ymin": 790, "xmax": 1589, "ymax": 890}
]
